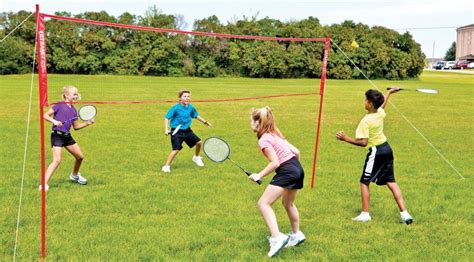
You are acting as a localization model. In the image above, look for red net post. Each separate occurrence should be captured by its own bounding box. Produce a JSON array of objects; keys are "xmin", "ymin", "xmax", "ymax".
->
[
  {"xmin": 35, "ymin": 4, "xmax": 47, "ymax": 258},
  {"xmin": 311, "ymin": 35, "xmax": 331, "ymax": 189},
  {"xmin": 34, "ymin": 12, "xmax": 330, "ymax": 257}
]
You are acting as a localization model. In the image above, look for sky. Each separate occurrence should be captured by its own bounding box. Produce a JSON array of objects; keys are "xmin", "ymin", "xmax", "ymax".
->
[{"xmin": 2, "ymin": 0, "xmax": 473, "ymax": 58}]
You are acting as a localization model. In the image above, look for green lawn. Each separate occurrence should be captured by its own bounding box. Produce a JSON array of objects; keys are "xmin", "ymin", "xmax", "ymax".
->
[{"xmin": 1, "ymin": 71, "xmax": 472, "ymax": 260}]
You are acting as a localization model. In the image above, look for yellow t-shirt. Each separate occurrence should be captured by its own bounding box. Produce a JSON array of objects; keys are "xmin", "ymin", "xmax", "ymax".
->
[{"xmin": 355, "ymin": 107, "xmax": 387, "ymax": 148}]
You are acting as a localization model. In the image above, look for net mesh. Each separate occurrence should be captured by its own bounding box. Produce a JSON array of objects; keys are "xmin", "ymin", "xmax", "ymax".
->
[
  {"xmin": 36, "ymin": 11, "xmax": 329, "ymax": 198},
  {"xmin": 38, "ymin": 13, "xmax": 328, "ymax": 107},
  {"xmin": 36, "ymin": 12, "xmax": 330, "ymax": 256},
  {"xmin": 36, "ymin": 10, "xmax": 330, "ymax": 258},
  {"xmin": 37, "ymin": 12, "xmax": 329, "ymax": 172}
]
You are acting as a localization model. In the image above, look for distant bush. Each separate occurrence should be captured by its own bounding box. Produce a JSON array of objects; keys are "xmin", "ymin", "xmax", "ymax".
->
[{"xmin": 0, "ymin": 10, "xmax": 425, "ymax": 79}]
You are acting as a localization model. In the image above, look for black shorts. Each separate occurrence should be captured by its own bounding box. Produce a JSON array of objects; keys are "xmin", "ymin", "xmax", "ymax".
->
[
  {"xmin": 270, "ymin": 157, "xmax": 304, "ymax": 190},
  {"xmin": 51, "ymin": 131, "xmax": 76, "ymax": 147},
  {"xmin": 360, "ymin": 142, "xmax": 396, "ymax": 186},
  {"xmin": 171, "ymin": 128, "xmax": 201, "ymax": 150}
]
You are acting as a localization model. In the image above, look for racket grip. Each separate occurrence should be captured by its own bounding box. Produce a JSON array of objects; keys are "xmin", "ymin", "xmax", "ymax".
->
[{"xmin": 245, "ymin": 171, "xmax": 263, "ymax": 185}]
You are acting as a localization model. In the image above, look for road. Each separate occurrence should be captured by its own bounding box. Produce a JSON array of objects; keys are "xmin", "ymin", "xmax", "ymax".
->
[{"xmin": 424, "ymin": 69, "xmax": 474, "ymax": 75}]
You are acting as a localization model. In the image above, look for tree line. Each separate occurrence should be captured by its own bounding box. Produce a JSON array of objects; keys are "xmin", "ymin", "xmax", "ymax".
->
[{"xmin": 0, "ymin": 7, "xmax": 425, "ymax": 79}]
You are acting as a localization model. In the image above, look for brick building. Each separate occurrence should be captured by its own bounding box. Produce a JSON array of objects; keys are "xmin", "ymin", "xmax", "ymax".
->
[{"xmin": 456, "ymin": 24, "xmax": 474, "ymax": 61}]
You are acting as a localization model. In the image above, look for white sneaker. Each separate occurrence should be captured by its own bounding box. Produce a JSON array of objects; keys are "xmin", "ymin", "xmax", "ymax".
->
[
  {"xmin": 267, "ymin": 233, "xmax": 289, "ymax": 257},
  {"xmin": 162, "ymin": 165, "xmax": 171, "ymax": 173},
  {"xmin": 401, "ymin": 211, "xmax": 413, "ymax": 225},
  {"xmin": 352, "ymin": 212, "xmax": 371, "ymax": 222},
  {"xmin": 38, "ymin": 184, "xmax": 49, "ymax": 191},
  {"xmin": 192, "ymin": 155, "xmax": 204, "ymax": 167},
  {"xmin": 286, "ymin": 231, "xmax": 306, "ymax": 247},
  {"xmin": 69, "ymin": 173, "xmax": 87, "ymax": 185}
]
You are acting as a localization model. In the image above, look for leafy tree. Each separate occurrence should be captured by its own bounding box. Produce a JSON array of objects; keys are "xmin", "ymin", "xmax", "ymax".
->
[
  {"xmin": 256, "ymin": 17, "xmax": 283, "ymax": 36},
  {"xmin": 242, "ymin": 41, "xmax": 288, "ymax": 78},
  {"xmin": 227, "ymin": 14, "xmax": 260, "ymax": 36},
  {"xmin": 195, "ymin": 56, "xmax": 219, "ymax": 77},
  {"xmin": 193, "ymin": 15, "xmax": 225, "ymax": 33},
  {"xmin": 282, "ymin": 16, "xmax": 323, "ymax": 38},
  {"xmin": 142, "ymin": 37, "xmax": 185, "ymax": 76},
  {"xmin": 0, "ymin": 11, "xmax": 36, "ymax": 43},
  {"xmin": 0, "ymin": 11, "xmax": 35, "ymax": 74},
  {"xmin": 139, "ymin": 5, "xmax": 175, "ymax": 28},
  {"xmin": 444, "ymin": 42, "xmax": 456, "ymax": 61},
  {"xmin": 0, "ymin": 9, "xmax": 426, "ymax": 79},
  {"xmin": 0, "ymin": 37, "xmax": 32, "ymax": 74}
]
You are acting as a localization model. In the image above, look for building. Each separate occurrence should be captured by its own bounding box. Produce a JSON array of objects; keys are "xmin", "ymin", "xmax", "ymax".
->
[{"xmin": 456, "ymin": 24, "xmax": 474, "ymax": 61}]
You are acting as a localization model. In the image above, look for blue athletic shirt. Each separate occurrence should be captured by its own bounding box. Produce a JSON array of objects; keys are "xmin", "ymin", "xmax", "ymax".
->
[{"xmin": 165, "ymin": 103, "xmax": 198, "ymax": 129}]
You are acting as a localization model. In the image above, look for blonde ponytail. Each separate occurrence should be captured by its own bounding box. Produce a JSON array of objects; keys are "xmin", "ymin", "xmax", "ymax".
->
[{"xmin": 251, "ymin": 106, "xmax": 284, "ymax": 139}]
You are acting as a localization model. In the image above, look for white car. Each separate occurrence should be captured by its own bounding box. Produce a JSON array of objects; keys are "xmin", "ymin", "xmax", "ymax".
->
[
  {"xmin": 468, "ymin": 62, "xmax": 474, "ymax": 69},
  {"xmin": 444, "ymin": 61, "xmax": 456, "ymax": 69}
]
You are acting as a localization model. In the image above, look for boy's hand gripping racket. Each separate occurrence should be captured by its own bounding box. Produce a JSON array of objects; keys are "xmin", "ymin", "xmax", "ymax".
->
[{"xmin": 203, "ymin": 137, "xmax": 262, "ymax": 185}]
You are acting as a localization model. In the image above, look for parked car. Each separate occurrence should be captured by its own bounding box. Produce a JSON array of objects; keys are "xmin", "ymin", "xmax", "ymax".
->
[
  {"xmin": 453, "ymin": 60, "xmax": 470, "ymax": 70},
  {"xmin": 444, "ymin": 61, "xmax": 456, "ymax": 69},
  {"xmin": 468, "ymin": 62, "xmax": 474, "ymax": 69},
  {"xmin": 434, "ymin": 61, "xmax": 446, "ymax": 70}
]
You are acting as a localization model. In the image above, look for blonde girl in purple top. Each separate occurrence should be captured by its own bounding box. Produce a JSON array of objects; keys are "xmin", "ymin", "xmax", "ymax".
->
[
  {"xmin": 248, "ymin": 106, "xmax": 305, "ymax": 257},
  {"xmin": 40, "ymin": 86, "xmax": 95, "ymax": 191}
]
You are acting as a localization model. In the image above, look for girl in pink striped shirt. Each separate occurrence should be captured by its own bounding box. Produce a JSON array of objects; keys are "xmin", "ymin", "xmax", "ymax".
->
[{"xmin": 249, "ymin": 106, "xmax": 305, "ymax": 257}]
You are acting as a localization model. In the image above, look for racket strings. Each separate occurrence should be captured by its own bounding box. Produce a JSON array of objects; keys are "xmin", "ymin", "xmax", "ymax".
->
[
  {"xmin": 203, "ymin": 138, "xmax": 230, "ymax": 162},
  {"xmin": 417, "ymin": 88, "xmax": 438, "ymax": 94},
  {"xmin": 79, "ymin": 105, "xmax": 96, "ymax": 121}
]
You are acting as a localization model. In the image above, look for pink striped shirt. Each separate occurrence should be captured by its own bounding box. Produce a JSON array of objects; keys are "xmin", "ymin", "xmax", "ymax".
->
[{"xmin": 258, "ymin": 133, "xmax": 295, "ymax": 164}]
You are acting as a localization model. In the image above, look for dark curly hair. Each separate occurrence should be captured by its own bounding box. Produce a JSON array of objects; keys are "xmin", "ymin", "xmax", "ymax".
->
[{"xmin": 365, "ymin": 89, "xmax": 384, "ymax": 109}]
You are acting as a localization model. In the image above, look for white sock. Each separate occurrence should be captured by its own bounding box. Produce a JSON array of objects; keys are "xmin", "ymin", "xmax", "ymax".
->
[
  {"xmin": 360, "ymin": 211, "xmax": 370, "ymax": 216},
  {"xmin": 271, "ymin": 233, "xmax": 283, "ymax": 239},
  {"xmin": 400, "ymin": 210, "xmax": 410, "ymax": 217}
]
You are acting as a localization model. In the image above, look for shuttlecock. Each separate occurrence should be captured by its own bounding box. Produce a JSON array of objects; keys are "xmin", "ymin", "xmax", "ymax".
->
[{"xmin": 351, "ymin": 40, "xmax": 359, "ymax": 48}]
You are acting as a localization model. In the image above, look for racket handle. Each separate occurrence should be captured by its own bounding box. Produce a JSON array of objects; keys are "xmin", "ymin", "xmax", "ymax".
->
[
  {"xmin": 386, "ymin": 87, "xmax": 403, "ymax": 90},
  {"xmin": 245, "ymin": 171, "xmax": 263, "ymax": 185}
]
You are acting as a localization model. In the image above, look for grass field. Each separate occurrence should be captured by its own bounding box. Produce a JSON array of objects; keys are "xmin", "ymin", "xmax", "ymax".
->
[{"xmin": 1, "ymin": 71, "xmax": 473, "ymax": 260}]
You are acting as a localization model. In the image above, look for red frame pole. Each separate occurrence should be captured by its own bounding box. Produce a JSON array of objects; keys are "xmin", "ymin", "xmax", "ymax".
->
[
  {"xmin": 311, "ymin": 35, "xmax": 330, "ymax": 189},
  {"xmin": 36, "ymin": 4, "xmax": 48, "ymax": 258}
]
